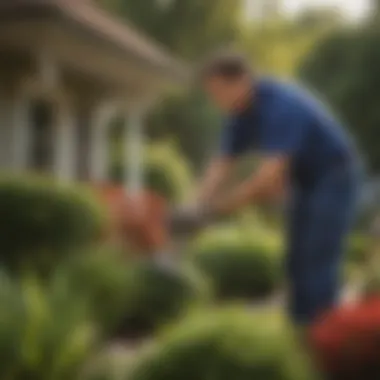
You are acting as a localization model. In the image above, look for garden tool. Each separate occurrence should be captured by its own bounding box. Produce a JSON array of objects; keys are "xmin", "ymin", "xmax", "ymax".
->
[
  {"xmin": 96, "ymin": 185, "xmax": 215, "ymax": 272},
  {"xmin": 125, "ymin": 196, "xmax": 221, "ymax": 276}
]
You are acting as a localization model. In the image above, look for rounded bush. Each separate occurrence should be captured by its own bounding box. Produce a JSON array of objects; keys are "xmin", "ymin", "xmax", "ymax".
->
[
  {"xmin": 110, "ymin": 141, "xmax": 193, "ymax": 202},
  {"xmin": 190, "ymin": 228, "xmax": 282, "ymax": 301},
  {"xmin": 0, "ymin": 271, "xmax": 99, "ymax": 380},
  {"xmin": 128, "ymin": 308, "xmax": 315, "ymax": 380},
  {"xmin": 347, "ymin": 234, "xmax": 371, "ymax": 265},
  {"xmin": 56, "ymin": 249, "xmax": 210, "ymax": 340},
  {"xmin": 0, "ymin": 176, "xmax": 106, "ymax": 274},
  {"xmin": 115, "ymin": 261, "xmax": 210, "ymax": 339},
  {"xmin": 54, "ymin": 248, "xmax": 134, "ymax": 334}
]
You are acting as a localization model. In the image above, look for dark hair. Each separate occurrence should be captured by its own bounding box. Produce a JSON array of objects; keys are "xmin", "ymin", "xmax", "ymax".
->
[{"xmin": 198, "ymin": 50, "xmax": 252, "ymax": 81}]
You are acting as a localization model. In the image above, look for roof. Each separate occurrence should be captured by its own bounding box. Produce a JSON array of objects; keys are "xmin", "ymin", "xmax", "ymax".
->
[{"xmin": 0, "ymin": 0, "xmax": 189, "ymax": 82}]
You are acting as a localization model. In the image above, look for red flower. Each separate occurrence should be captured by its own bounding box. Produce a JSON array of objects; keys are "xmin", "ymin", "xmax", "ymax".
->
[{"xmin": 309, "ymin": 296, "xmax": 380, "ymax": 377}]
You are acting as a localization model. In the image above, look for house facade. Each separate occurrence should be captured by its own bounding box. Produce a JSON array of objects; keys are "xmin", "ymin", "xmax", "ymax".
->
[{"xmin": 0, "ymin": 0, "xmax": 187, "ymax": 192}]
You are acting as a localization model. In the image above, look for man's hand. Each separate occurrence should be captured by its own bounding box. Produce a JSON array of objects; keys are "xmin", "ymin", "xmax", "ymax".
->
[
  {"xmin": 210, "ymin": 155, "xmax": 289, "ymax": 216},
  {"xmin": 196, "ymin": 157, "xmax": 235, "ymax": 205}
]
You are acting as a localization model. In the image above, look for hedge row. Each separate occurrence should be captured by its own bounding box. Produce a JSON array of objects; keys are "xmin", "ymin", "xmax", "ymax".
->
[
  {"xmin": 0, "ymin": 263, "xmax": 316, "ymax": 380},
  {"xmin": 0, "ymin": 176, "xmax": 373, "ymax": 380},
  {"xmin": 87, "ymin": 308, "xmax": 316, "ymax": 380},
  {"xmin": 59, "ymin": 250, "xmax": 210, "ymax": 339}
]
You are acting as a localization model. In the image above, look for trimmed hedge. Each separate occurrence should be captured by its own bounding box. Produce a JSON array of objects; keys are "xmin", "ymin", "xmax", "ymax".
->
[
  {"xmin": 128, "ymin": 308, "xmax": 316, "ymax": 380},
  {"xmin": 110, "ymin": 141, "xmax": 193, "ymax": 202},
  {"xmin": 0, "ymin": 271, "xmax": 99, "ymax": 380},
  {"xmin": 190, "ymin": 227, "xmax": 282, "ymax": 301},
  {"xmin": 0, "ymin": 176, "xmax": 106, "ymax": 274},
  {"xmin": 53, "ymin": 248, "xmax": 134, "ymax": 334},
  {"xmin": 57, "ymin": 250, "xmax": 210, "ymax": 340},
  {"xmin": 115, "ymin": 261, "xmax": 211, "ymax": 339}
]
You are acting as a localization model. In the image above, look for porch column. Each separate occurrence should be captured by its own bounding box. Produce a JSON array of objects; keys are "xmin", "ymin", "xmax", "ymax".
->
[
  {"xmin": 124, "ymin": 106, "xmax": 145, "ymax": 195},
  {"xmin": 89, "ymin": 102, "xmax": 116, "ymax": 182},
  {"xmin": 54, "ymin": 101, "xmax": 76, "ymax": 181},
  {"xmin": 0, "ymin": 91, "xmax": 29, "ymax": 172}
]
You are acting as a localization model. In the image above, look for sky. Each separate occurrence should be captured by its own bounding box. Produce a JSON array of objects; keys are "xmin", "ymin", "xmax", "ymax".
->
[
  {"xmin": 283, "ymin": 0, "xmax": 371, "ymax": 19},
  {"xmin": 245, "ymin": 0, "xmax": 372, "ymax": 20}
]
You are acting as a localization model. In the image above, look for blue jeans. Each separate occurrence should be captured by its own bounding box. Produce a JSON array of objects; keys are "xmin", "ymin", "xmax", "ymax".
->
[{"xmin": 286, "ymin": 162, "xmax": 361, "ymax": 325}]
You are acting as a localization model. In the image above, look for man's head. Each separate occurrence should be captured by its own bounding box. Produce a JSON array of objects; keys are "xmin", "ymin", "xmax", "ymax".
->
[{"xmin": 199, "ymin": 51, "xmax": 254, "ymax": 112}]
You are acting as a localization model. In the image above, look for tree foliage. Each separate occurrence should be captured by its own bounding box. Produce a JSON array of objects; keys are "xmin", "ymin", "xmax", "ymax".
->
[
  {"xmin": 97, "ymin": 0, "xmax": 243, "ymax": 170},
  {"xmin": 97, "ymin": 0, "xmax": 243, "ymax": 60},
  {"xmin": 98, "ymin": 1, "xmax": 346, "ymax": 171},
  {"xmin": 299, "ymin": 25, "xmax": 380, "ymax": 172},
  {"xmin": 239, "ymin": 9, "xmax": 341, "ymax": 78}
]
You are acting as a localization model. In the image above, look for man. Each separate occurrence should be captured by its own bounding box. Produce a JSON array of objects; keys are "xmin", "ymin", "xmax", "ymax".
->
[{"xmin": 170, "ymin": 51, "xmax": 361, "ymax": 325}]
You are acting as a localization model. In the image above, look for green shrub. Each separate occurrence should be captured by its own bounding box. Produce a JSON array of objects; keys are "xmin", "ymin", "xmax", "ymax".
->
[
  {"xmin": 0, "ymin": 176, "xmax": 106, "ymax": 274},
  {"xmin": 115, "ymin": 261, "xmax": 210, "ymax": 339},
  {"xmin": 190, "ymin": 227, "xmax": 282, "ymax": 301},
  {"xmin": 57, "ymin": 250, "xmax": 210, "ymax": 340},
  {"xmin": 53, "ymin": 248, "xmax": 134, "ymax": 334},
  {"xmin": 128, "ymin": 308, "xmax": 316, "ymax": 380},
  {"xmin": 347, "ymin": 234, "xmax": 371, "ymax": 265},
  {"xmin": 110, "ymin": 141, "xmax": 193, "ymax": 202},
  {"xmin": 0, "ymin": 271, "xmax": 99, "ymax": 380}
]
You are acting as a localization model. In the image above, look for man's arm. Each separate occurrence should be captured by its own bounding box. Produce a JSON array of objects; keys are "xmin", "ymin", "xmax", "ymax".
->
[
  {"xmin": 195, "ymin": 115, "xmax": 246, "ymax": 206},
  {"xmin": 195, "ymin": 156, "xmax": 236, "ymax": 206},
  {"xmin": 211, "ymin": 155, "xmax": 289, "ymax": 215},
  {"xmin": 210, "ymin": 101, "xmax": 307, "ymax": 216}
]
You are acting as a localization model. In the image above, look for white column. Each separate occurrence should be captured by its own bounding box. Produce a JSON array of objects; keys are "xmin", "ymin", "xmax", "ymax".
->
[
  {"xmin": 12, "ymin": 96, "xmax": 30, "ymax": 171},
  {"xmin": 37, "ymin": 52, "xmax": 59, "ymax": 91},
  {"xmin": 54, "ymin": 101, "xmax": 76, "ymax": 181},
  {"xmin": 89, "ymin": 103, "xmax": 116, "ymax": 182},
  {"xmin": 0, "ymin": 93, "xmax": 14, "ymax": 169},
  {"xmin": 125, "ymin": 107, "xmax": 145, "ymax": 195},
  {"xmin": 0, "ymin": 92, "xmax": 30, "ymax": 172}
]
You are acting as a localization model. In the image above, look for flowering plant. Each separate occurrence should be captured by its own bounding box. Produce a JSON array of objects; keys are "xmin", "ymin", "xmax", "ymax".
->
[
  {"xmin": 95, "ymin": 184, "xmax": 169, "ymax": 253},
  {"xmin": 309, "ymin": 295, "xmax": 380, "ymax": 379}
]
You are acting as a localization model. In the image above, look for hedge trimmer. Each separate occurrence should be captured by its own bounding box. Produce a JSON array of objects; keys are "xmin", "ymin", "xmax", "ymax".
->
[{"xmin": 96, "ymin": 186, "xmax": 213, "ymax": 272}]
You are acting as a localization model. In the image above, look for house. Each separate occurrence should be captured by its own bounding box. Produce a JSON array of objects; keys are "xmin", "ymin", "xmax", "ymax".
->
[{"xmin": 0, "ymin": 0, "xmax": 187, "ymax": 192}]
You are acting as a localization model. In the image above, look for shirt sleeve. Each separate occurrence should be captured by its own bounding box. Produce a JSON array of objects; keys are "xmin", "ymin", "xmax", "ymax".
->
[
  {"xmin": 258, "ymin": 103, "xmax": 306, "ymax": 156},
  {"xmin": 219, "ymin": 117, "xmax": 250, "ymax": 158}
]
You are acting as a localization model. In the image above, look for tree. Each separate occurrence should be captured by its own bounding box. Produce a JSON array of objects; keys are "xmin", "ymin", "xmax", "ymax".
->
[
  {"xmin": 299, "ymin": 26, "xmax": 380, "ymax": 173},
  {"xmin": 98, "ymin": 0, "xmax": 243, "ymax": 60},
  {"xmin": 238, "ymin": 7, "xmax": 340, "ymax": 79},
  {"xmin": 295, "ymin": 7, "xmax": 344, "ymax": 31},
  {"xmin": 96, "ymin": 0, "xmax": 243, "ymax": 171}
]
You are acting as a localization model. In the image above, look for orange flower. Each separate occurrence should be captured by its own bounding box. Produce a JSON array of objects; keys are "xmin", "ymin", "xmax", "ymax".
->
[{"xmin": 94, "ymin": 184, "xmax": 169, "ymax": 254}]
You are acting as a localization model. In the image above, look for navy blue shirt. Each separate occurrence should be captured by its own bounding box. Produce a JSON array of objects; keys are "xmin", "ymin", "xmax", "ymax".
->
[{"xmin": 220, "ymin": 78, "xmax": 357, "ymax": 189}]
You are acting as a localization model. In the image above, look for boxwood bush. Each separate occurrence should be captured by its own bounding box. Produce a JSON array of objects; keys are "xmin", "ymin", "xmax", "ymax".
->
[
  {"xmin": 57, "ymin": 250, "xmax": 211, "ymax": 340},
  {"xmin": 190, "ymin": 227, "xmax": 282, "ymax": 301},
  {"xmin": 0, "ymin": 176, "xmax": 106, "ymax": 274},
  {"xmin": 128, "ymin": 308, "xmax": 316, "ymax": 380},
  {"xmin": 115, "ymin": 260, "xmax": 211, "ymax": 339},
  {"xmin": 110, "ymin": 141, "xmax": 193, "ymax": 202},
  {"xmin": 52, "ymin": 248, "xmax": 134, "ymax": 335},
  {"xmin": 0, "ymin": 270, "xmax": 99, "ymax": 380}
]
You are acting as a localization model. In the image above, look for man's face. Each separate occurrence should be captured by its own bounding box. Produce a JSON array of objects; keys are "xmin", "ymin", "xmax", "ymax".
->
[{"xmin": 203, "ymin": 75, "xmax": 252, "ymax": 112}]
